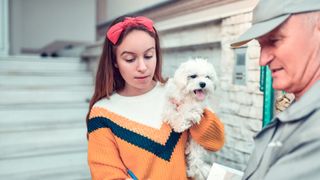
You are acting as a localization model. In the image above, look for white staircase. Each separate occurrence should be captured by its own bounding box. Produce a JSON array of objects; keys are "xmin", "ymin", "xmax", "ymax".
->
[{"xmin": 0, "ymin": 56, "xmax": 92, "ymax": 179}]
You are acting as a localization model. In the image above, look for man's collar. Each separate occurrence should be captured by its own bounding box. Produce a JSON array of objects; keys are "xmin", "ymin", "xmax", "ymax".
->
[{"xmin": 277, "ymin": 80, "xmax": 320, "ymax": 122}]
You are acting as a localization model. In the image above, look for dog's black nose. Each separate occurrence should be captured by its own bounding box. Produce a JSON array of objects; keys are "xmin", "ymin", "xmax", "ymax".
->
[{"xmin": 199, "ymin": 82, "xmax": 206, "ymax": 88}]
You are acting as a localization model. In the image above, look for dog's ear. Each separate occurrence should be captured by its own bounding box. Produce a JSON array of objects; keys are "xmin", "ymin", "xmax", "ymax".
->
[
  {"xmin": 212, "ymin": 72, "xmax": 219, "ymax": 91},
  {"xmin": 173, "ymin": 64, "xmax": 188, "ymax": 93},
  {"xmin": 207, "ymin": 62, "xmax": 219, "ymax": 91}
]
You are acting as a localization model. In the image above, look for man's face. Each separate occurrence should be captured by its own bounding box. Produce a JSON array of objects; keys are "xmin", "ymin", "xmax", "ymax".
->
[{"xmin": 257, "ymin": 14, "xmax": 320, "ymax": 98}]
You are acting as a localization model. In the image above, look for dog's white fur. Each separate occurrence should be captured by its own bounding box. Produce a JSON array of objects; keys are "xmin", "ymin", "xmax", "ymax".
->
[{"xmin": 162, "ymin": 58, "xmax": 218, "ymax": 180}]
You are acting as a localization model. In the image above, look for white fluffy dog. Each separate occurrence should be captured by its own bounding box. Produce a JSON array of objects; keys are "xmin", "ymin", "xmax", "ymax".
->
[{"xmin": 162, "ymin": 58, "xmax": 218, "ymax": 180}]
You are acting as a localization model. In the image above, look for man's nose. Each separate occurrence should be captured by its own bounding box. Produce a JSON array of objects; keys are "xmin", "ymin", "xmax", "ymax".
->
[{"xmin": 259, "ymin": 47, "xmax": 274, "ymax": 66}]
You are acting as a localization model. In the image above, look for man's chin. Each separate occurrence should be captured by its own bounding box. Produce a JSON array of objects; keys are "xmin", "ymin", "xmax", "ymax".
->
[{"xmin": 272, "ymin": 81, "xmax": 291, "ymax": 92}]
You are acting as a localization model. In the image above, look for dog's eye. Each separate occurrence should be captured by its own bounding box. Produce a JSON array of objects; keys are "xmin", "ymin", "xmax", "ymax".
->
[
  {"xmin": 189, "ymin": 75, "xmax": 197, "ymax": 79},
  {"xmin": 206, "ymin": 75, "xmax": 211, "ymax": 79}
]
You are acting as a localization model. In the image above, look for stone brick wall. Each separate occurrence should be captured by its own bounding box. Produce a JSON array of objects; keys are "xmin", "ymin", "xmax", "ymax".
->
[
  {"xmin": 159, "ymin": 21, "xmax": 222, "ymax": 78},
  {"xmin": 214, "ymin": 12, "xmax": 263, "ymax": 170}
]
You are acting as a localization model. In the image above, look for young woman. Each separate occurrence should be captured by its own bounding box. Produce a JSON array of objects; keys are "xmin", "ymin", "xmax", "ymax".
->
[{"xmin": 86, "ymin": 16, "xmax": 224, "ymax": 180}]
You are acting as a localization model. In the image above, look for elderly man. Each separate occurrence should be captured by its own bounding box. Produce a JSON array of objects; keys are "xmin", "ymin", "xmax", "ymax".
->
[{"xmin": 231, "ymin": 0, "xmax": 320, "ymax": 180}]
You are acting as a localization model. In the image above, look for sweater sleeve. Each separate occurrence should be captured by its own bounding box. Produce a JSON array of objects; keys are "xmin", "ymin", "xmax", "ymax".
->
[
  {"xmin": 87, "ymin": 108, "xmax": 129, "ymax": 180},
  {"xmin": 189, "ymin": 108, "xmax": 225, "ymax": 151}
]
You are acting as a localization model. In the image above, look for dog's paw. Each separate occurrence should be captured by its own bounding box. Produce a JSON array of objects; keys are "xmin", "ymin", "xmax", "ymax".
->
[
  {"xmin": 187, "ymin": 163, "xmax": 211, "ymax": 180},
  {"xmin": 187, "ymin": 165, "xmax": 209, "ymax": 180},
  {"xmin": 170, "ymin": 118, "xmax": 192, "ymax": 132},
  {"xmin": 190, "ymin": 112, "xmax": 202, "ymax": 124},
  {"xmin": 184, "ymin": 106, "xmax": 204, "ymax": 124},
  {"xmin": 163, "ymin": 108, "xmax": 192, "ymax": 132},
  {"xmin": 186, "ymin": 139, "xmax": 212, "ymax": 180}
]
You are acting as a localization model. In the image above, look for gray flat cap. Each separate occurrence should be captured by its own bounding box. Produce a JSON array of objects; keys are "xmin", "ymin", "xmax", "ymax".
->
[{"xmin": 231, "ymin": 0, "xmax": 320, "ymax": 48}]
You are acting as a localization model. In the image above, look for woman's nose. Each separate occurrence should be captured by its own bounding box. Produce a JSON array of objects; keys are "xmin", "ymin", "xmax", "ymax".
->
[{"xmin": 137, "ymin": 58, "xmax": 147, "ymax": 72}]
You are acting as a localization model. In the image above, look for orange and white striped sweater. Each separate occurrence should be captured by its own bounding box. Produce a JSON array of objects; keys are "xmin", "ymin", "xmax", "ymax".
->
[{"xmin": 87, "ymin": 84, "xmax": 224, "ymax": 180}]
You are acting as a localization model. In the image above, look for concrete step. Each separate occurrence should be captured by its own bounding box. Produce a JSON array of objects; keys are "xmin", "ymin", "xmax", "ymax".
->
[
  {"xmin": 0, "ymin": 55, "xmax": 92, "ymax": 179},
  {"xmin": 0, "ymin": 55, "xmax": 81, "ymax": 62},
  {"xmin": 0, "ymin": 165, "xmax": 90, "ymax": 180},
  {"xmin": 0, "ymin": 86, "xmax": 93, "ymax": 105},
  {"xmin": 0, "ymin": 102, "xmax": 89, "ymax": 132},
  {"xmin": 0, "ymin": 74, "xmax": 93, "ymax": 88},
  {"xmin": 0, "ymin": 151, "xmax": 90, "ymax": 179},
  {"xmin": 0, "ymin": 127, "xmax": 87, "ymax": 159},
  {"xmin": 0, "ymin": 71, "xmax": 90, "ymax": 76},
  {"xmin": 0, "ymin": 56, "xmax": 87, "ymax": 74}
]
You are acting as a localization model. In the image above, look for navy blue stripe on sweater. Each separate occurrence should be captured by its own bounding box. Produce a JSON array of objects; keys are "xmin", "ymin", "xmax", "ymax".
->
[{"xmin": 87, "ymin": 116, "xmax": 182, "ymax": 161}]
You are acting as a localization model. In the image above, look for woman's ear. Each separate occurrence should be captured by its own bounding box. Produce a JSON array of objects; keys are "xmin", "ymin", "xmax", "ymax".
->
[{"xmin": 114, "ymin": 63, "xmax": 118, "ymax": 68}]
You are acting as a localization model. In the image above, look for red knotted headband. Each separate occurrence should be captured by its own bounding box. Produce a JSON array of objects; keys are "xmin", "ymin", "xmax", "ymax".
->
[{"xmin": 106, "ymin": 16, "xmax": 155, "ymax": 45}]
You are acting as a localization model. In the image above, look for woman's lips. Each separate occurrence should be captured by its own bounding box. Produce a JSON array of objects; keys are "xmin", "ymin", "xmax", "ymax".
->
[{"xmin": 135, "ymin": 75, "xmax": 149, "ymax": 79}]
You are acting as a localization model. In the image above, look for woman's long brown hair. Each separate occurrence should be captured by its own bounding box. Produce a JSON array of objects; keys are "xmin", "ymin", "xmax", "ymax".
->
[{"xmin": 86, "ymin": 16, "xmax": 166, "ymax": 125}]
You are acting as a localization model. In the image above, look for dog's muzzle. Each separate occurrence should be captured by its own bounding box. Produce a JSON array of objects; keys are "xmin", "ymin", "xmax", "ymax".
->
[{"xmin": 194, "ymin": 83, "xmax": 206, "ymax": 101}]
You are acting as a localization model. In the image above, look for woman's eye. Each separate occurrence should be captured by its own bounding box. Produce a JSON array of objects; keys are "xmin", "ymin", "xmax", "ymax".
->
[
  {"xmin": 144, "ymin": 55, "xmax": 153, "ymax": 59},
  {"xmin": 125, "ymin": 58, "xmax": 135, "ymax": 63},
  {"xmin": 189, "ymin": 75, "xmax": 197, "ymax": 79}
]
